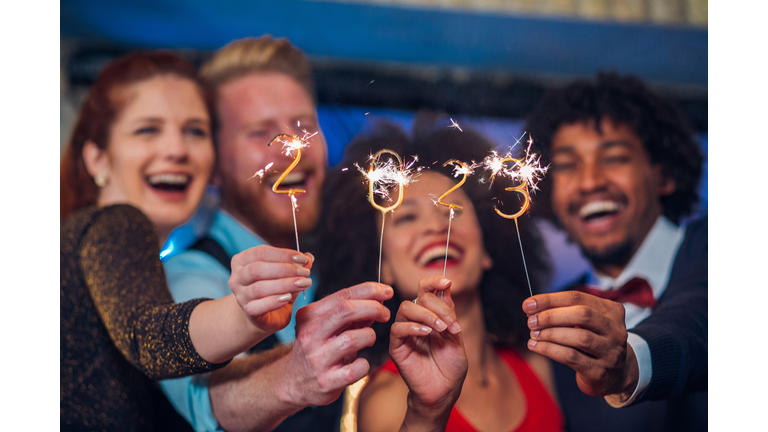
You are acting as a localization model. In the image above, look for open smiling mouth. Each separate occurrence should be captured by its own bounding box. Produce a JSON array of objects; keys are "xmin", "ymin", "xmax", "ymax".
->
[
  {"xmin": 579, "ymin": 200, "xmax": 621, "ymax": 223},
  {"xmin": 146, "ymin": 173, "xmax": 191, "ymax": 192},
  {"xmin": 266, "ymin": 171, "xmax": 308, "ymax": 191},
  {"xmin": 417, "ymin": 244, "xmax": 462, "ymax": 269}
]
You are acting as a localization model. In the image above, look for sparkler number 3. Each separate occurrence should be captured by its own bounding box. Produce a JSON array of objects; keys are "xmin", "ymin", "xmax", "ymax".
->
[
  {"xmin": 494, "ymin": 157, "xmax": 531, "ymax": 220},
  {"xmin": 268, "ymin": 134, "xmax": 306, "ymax": 196}
]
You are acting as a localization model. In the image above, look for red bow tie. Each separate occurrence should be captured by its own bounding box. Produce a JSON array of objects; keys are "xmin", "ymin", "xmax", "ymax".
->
[{"xmin": 574, "ymin": 277, "xmax": 657, "ymax": 309}]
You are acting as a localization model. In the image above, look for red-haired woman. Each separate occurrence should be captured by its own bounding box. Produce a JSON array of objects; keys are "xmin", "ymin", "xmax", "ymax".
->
[{"xmin": 60, "ymin": 52, "xmax": 311, "ymax": 431}]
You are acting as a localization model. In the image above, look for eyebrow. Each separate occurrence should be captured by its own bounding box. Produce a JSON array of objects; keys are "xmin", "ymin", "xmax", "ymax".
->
[{"xmin": 552, "ymin": 139, "xmax": 634, "ymax": 155}]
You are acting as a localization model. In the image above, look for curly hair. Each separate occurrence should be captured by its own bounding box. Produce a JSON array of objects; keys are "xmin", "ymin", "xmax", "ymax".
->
[
  {"xmin": 308, "ymin": 117, "xmax": 550, "ymax": 368},
  {"xmin": 524, "ymin": 72, "xmax": 703, "ymax": 224}
]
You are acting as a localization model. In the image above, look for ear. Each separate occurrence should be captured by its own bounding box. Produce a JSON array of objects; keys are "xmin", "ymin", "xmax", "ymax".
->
[
  {"xmin": 654, "ymin": 165, "xmax": 676, "ymax": 197},
  {"xmin": 381, "ymin": 256, "xmax": 395, "ymax": 286},
  {"xmin": 481, "ymin": 247, "xmax": 493, "ymax": 271},
  {"xmin": 82, "ymin": 140, "xmax": 111, "ymax": 179}
]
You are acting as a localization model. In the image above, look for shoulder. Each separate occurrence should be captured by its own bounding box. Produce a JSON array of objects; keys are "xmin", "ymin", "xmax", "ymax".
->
[
  {"xmin": 669, "ymin": 216, "xmax": 708, "ymax": 283},
  {"xmin": 63, "ymin": 204, "xmax": 156, "ymax": 252},
  {"xmin": 358, "ymin": 369, "xmax": 408, "ymax": 432}
]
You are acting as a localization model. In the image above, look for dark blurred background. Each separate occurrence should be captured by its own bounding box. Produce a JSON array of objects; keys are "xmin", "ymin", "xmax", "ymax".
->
[{"xmin": 60, "ymin": 0, "xmax": 707, "ymax": 290}]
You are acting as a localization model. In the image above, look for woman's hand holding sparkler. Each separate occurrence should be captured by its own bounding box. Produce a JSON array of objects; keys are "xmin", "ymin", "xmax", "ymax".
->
[
  {"xmin": 390, "ymin": 276, "xmax": 467, "ymax": 431},
  {"xmin": 229, "ymin": 245, "xmax": 315, "ymax": 334}
]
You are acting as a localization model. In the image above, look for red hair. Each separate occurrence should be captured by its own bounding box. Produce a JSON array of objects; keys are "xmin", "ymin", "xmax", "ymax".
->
[{"xmin": 60, "ymin": 51, "xmax": 214, "ymax": 220}]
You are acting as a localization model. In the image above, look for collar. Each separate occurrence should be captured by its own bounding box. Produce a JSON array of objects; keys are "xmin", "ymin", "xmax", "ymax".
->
[
  {"xmin": 591, "ymin": 216, "xmax": 686, "ymax": 299},
  {"xmin": 209, "ymin": 209, "xmax": 267, "ymax": 258}
]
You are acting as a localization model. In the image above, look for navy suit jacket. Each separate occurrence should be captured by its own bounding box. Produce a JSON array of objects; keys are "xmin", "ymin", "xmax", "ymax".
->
[{"xmin": 554, "ymin": 217, "xmax": 707, "ymax": 432}]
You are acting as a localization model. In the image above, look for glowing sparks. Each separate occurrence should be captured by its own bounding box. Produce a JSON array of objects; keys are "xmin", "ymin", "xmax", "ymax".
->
[
  {"xmin": 248, "ymin": 162, "xmax": 274, "ymax": 182},
  {"xmin": 480, "ymin": 139, "xmax": 548, "ymax": 193},
  {"xmin": 448, "ymin": 118, "xmax": 463, "ymax": 132},
  {"xmin": 356, "ymin": 152, "xmax": 419, "ymax": 204}
]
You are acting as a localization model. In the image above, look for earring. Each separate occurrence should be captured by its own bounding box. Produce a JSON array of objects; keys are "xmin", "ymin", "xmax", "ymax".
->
[{"xmin": 94, "ymin": 174, "xmax": 107, "ymax": 188}]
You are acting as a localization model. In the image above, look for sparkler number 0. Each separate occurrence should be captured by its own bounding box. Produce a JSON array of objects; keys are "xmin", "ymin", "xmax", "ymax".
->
[
  {"xmin": 368, "ymin": 149, "xmax": 404, "ymax": 212},
  {"xmin": 268, "ymin": 134, "xmax": 307, "ymax": 195},
  {"xmin": 438, "ymin": 160, "xmax": 469, "ymax": 212},
  {"xmin": 494, "ymin": 157, "xmax": 531, "ymax": 220}
]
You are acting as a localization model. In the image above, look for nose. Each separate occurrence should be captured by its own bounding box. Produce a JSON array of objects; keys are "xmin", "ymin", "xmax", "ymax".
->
[
  {"xmin": 424, "ymin": 206, "xmax": 451, "ymax": 234},
  {"xmin": 577, "ymin": 160, "xmax": 607, "ymax": 193},
  {"xmin": 163, "ymin": 129, "xmax": 189, "ymax": 162}
]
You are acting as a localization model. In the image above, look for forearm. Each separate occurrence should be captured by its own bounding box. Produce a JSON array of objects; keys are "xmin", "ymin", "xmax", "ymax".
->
[
  {"xmin": 189, "ymin": 294, "xmax": 270, "ymax": 364},
  {"xmin": 209, "ymin": 345, "xmax": 304, "ymax": 432}
]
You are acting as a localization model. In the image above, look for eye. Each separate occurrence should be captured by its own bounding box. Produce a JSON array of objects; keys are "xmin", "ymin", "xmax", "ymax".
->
[
  {"xmin": 603, "ymin": 155, "xmax": 631, "ymax": 165},
  {"xmin": 249, "ymin": 130, "xmax": 270, "ymax": 139},
  {"xmin": 135, "ymin": 126, "xmax": 160, "ymax": 135},
  {"xmin": 550, "ymin": 161, "xmax": 576, "ymax": 173},
  {"xmin": 392, "ymin": 213, "xmax": 416, "ymax": 226},
  {"xmin": 185, "ymin": 127, "xmax": 208, "ymax": 138}
]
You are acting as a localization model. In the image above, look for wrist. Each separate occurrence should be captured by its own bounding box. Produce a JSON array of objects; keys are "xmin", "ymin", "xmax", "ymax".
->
[
  {"xmin": 272, "ymin": 349, "xmax": 309, "ymax": 413},
  {"xmin": 401, "ymin": 392, "xmax": 454, "ymax": 432},
  {"xmin": 620, "ymin": 344, "xmax": 640, "ymax": 395}
]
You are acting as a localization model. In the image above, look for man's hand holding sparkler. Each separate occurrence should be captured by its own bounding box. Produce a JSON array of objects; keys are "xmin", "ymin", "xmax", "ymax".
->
[
  {"xmin": 522, "ymin": 292, "xmax": 638, "ymax": 398},
  {"xmin": 229, "ymin": 245, "xmax": 315, "ymax": 334},
  {"xmin": 390, "ymin": 276, "xmax": 467, "ymax": 432},
  {"xmin": 278, "ymin": 282, "xmax": 394, "ymax": 408}
]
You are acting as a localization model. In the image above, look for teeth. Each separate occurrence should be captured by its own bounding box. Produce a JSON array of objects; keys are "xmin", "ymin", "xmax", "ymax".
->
[
  {"xmin": 268, "ymin": 172, "xmax": 306, "ymax": 186},
  {"xmin": 147, "ymin": 173, "xmax": 190, "ymax": 185},
  {"xmin": 579, "ymin": 200, "xmax": 619, "ymax": 218},
  {"xmin": 417, "ymin": 245, "xmax": 460, "ymax": 267}
]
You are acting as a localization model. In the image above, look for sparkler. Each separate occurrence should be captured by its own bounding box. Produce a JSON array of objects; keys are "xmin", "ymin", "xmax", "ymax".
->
[
  {"xmin": 482, "ymin": 134, "xmax": 548, "ymax": 297},
  {"xmin": 358, "ymin": 149, "xmax": 418, "ymax": 283},
  {"xmin": 254, "ymin": 127, "xmax": 317, "ymax": 298},
  {"xmin": 448, "ymin": 118, "xmax": 463, "ymax": 132},
  {"xmin": 435, "ymin": 160, "xmax": 472, "ymax": 298}
]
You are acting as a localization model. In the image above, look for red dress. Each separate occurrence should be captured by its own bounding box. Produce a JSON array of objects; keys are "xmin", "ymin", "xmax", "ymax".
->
[{"xmin": 377, "ymin": 348, "xmax": 563, "ymax": 432}]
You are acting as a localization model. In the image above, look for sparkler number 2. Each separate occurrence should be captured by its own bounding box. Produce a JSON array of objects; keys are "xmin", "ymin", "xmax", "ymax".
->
[
  {"xmin": 268, "ymin": 134, "xmax": 306, "ymax": 196},
  {"xmin": 436, "ymin": 160, "xmax": 471, "ymax": 298},
  {"xmin": 493, "ymin": 157, "xmax": 530, "ymax": 220}
]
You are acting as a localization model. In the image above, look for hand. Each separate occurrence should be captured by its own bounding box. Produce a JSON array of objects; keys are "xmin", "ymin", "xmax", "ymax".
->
[
  {"xmin": 229, "ymin": 245, "xmax": 315, "ymax": 333},
  {"xmin": 523, "ymin": 291, "xmax": 637, "ymax": 397},
  {"xmin": 390, "ymin": 276, "xmax": 467, "ymax": 416},
  {"xmin": 280, "ymin": 282, "xmax": 393, "ymax": 408}
]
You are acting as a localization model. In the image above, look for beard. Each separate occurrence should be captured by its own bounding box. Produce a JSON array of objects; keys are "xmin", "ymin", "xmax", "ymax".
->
[
  {"xmin": 220, "ymin": 180, "xmax": 321, "ymax": 248},
  {"xmin": 579, "ymin": 239, "xmax": 635, "ymax": 270}
]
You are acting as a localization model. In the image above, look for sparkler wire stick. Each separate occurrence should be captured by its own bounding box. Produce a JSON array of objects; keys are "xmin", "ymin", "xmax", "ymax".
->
[
  {"xmin": 437, "ymin": 160, "xmax": 470, "ymax": 298},
  {"xmin": 493, "ymin": 157, "xmax": 534, "ymax": 297},
  {"xmin": 367, "ymin": 149, "xmax": 405, "ymax": 283}
]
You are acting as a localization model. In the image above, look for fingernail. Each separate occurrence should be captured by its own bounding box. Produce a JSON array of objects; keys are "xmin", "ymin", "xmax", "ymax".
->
[
  {"xmin": 439, "ymin": 278, "xmax": 451, "ymax": 287},
  {"xmin": 278, "ymin": 293, "xmax": 292, "ymax": 302},
  {"xmin": 295, "ymin": 278, "xmax": 312, "ymax": 287},
  {"xmin": 420, "ymin": 325, "xmax": 432, "ymax": 334},
  {"xmin": 449, "ymin": 321, "xmax": 462, "ymax": 334},
  {"xmin": 293, "ymin": 255, "xmax": 308, "ymax": 264},
  {"xmin": 385, "ymin": 286, "xmax": 393, "ymax": 296},
  {"xmin": 524, "ymin": 299, "xmax": 537, "ymax": 313},
  {"xmin": 296, "ymin": 267, "xmax": 311, "ymax": 277},
  {"xmin": 435, "ymin": 319, "xmax": 447, "ymax": 331},
  {"xmin": 528, "ymin": 339, "xmax": 537, "ymax": 348},
  {"xmin": 528, "ymin": 315, "xmax": 538, "ymax": 329},
  {"xmin": 531, "ymin": 330, "xmax": 540, "ymax": 339},
  {"xmin": 305, "ymin": 252, "xmax": 315, "ymax": 263}
]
